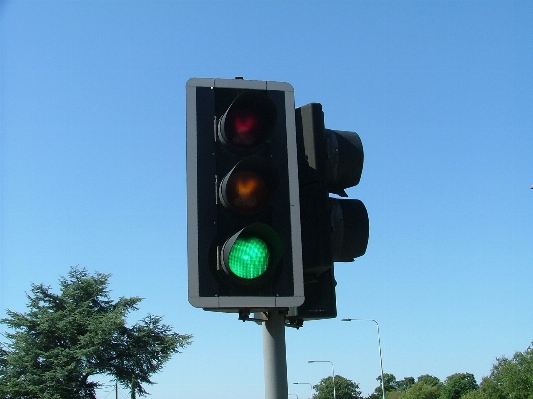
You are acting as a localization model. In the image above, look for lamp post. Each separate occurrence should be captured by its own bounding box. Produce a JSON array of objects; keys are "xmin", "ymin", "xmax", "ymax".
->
[
  {"xmin": 308, "ymin": 360, "xmax": 335, "ymax": 399},
  {"xmin": 293, "ymin": 382, "xmax": 313, "ymax": 399},
  {"xmin": 341, "ymin": 318, "xmax": 385, "ymax": 399}
]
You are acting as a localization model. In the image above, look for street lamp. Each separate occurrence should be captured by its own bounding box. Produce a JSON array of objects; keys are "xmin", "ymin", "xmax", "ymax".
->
[
  {"xmin": 308, "ymin": 360, "xmax": 336, "ymax": 399},
  {"xmin": 293, "ymin": 382, "xmax": 313, "ymax": 399},
  {"xmin": 341, "ymin": 318, "xmax": 385, "ymax": 399}
]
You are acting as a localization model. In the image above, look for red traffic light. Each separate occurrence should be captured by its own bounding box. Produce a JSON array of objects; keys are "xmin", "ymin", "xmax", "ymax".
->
[
  {"xmin": 225, "ymin": 109, "xmax": 265, "ymax": 148},
  {"xmin": 219, "ymin": 92, "xmax": 277, "ymax": 151}
]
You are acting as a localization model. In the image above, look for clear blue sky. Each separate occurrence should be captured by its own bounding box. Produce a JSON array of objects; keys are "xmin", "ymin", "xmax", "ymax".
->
[{"xmin": 1, "ymin": 1, "xmax": 532, "ymax": 398}]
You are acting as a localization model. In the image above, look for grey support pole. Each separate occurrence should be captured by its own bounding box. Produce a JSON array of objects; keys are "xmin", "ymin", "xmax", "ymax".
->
[{"xmin": 263, "ymin": 310, "xmax": 288, "ymax": 399}]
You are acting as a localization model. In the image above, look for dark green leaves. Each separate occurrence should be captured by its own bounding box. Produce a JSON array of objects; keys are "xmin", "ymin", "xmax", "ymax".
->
[{"xmin": 0, "ymin": 266, "xmax": 192, "ymax": 398}]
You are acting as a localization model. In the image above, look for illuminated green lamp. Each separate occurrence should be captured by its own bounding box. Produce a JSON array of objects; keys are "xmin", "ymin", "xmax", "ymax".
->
[
  {"xmin": 221, "ymin": 222, "xmax": 283, "ymax": 286},
  {"xmin": 228, "ymin": 236, "xmax": 270, "ymax": 279}
]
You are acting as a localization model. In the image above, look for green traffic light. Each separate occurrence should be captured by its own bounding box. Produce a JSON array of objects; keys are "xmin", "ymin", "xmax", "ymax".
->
[{"xmin": 228, "ymin": 236, "xmax": 270, "ymax": 279}]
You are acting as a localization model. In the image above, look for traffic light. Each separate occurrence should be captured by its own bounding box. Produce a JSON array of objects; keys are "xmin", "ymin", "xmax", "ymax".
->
[
  {"xmin": 293, "ymin": 103, "xmax": 369, "ymax": 320},
  {"xmin": 186, "ymin": 78, "xmax": 304, "ymax": 311}
]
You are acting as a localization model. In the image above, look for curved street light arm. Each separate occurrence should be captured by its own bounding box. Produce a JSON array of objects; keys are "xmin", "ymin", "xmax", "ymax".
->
[{"xmin": 341, "ymin": 318, "xmax": 386, "ymax": 399}]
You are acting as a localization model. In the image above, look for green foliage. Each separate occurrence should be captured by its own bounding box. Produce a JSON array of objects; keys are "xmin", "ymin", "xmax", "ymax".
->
[
  {"xmin": 400, "ymin": 382, "xmax": 440, "ymax": 399},
  {"xmin": 416, "ymin": 375, "xmax": 440, "ymax": 387},
  {"xmin": 385, "ymin": 391, "xmax": 402, "ymax": 399},
  {"xmin": 381, "ymin": 373, "xmax": 398, "ymax": 392},
  {"xmin": 313, "ymin": 374, "xmax": 363, "ymax": 399},
  {"xmin": 386, "ymin": 392, "xmax": 402, "ymax": 399},
  {"xmin": 440, "ymin": 373, "xmax": 478, "ymax": 399},
  {"xmin": 397, "ymin": 377, "xmax": 415, "ymax": 392},
  {"xmin": 319, "ymin": 344, "xmax": 533, "ymax": 399},
  {"xmin": 474, "ymin": 344, "xmax": 533, "ymax": 399},
  {"xmin": 459, "ymin": 389, "xmax": 484, "ymax": 399},
  {"xmin": 368, "ymin": 373, "xmax": 397, "ymax": 398},
  {"xmin": 380, "ymin": 374, "xmax": 444, "ymax": 399},
  {"xmin": 0, "ymin": 267, "xmax": 192, "ymax": 398},
  {"xmin": 367, "ymin": 373, "xmax": 417, "ymax": 398}
]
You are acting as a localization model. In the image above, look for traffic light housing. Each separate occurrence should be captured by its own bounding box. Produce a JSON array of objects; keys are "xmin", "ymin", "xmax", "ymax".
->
[
  {"xmin": 186, "ymin": 78, "xmax": 304, "ymax": 311},
  {"xmin": 293, "ymin": 103, "xmax": 369, "ymax": 320}
]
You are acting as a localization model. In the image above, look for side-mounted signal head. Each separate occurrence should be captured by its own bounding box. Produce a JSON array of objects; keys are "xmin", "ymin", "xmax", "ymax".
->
[
  {"xmin": 329, "ymin": 198, "xmax": 369, "ymax": 261},
  {"xmin": 326, "ymin": 129, "xmax": 364, "ymax": 197},
  {"xmin": 218, "ymin": 91, "xmax": 277, "ymax": 152}
]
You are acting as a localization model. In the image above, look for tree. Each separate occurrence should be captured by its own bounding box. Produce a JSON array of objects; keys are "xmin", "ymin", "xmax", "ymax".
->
[
  {"xmin": 459, "ymin": 389, "xmax": 485, "ymax": 399},
  {"xmin": 440, "ymin": 373, "xmax": 478, "ymax": 399},
  {"xmin": 367, "ymin": 373, "xmax": 397, "ymax": 399},
  {"xmin": 313, "ymin": 375, "xmax": 363, "ymax": 399},
  {"xmin": 470, "ymin": 343, "xmax": 533, "ymax": 399},
  {"xmin": 397, "ymin": 377, "xmax": 415, "ymax": 392},
  {"xmin": 0, "ymin": 267, "xmax": 192, "ymax": 398},
  {"xmin": 400, "ymin": 382, "xmax": 441, "ymax": 399},
  {"xmin": 415, "ymin": 375, "xmax": 440, "ymax": 387}
]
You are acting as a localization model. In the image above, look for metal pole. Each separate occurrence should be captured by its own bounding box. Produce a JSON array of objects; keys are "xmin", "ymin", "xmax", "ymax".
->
[
  {"xmin": 308, "ymin": 361, "xmax": 335, "ymax": 399},
  {"xmin": 293, "ymin": 382, "xmax": 313, "ymax": 399},
  {"xmin": 341, "ymin": 318, "xmax": 386, "ymax": 399},
  {"xmin": 263, "ymin": 310, "xmax": 288, "ymax": 399},
  {"xmin": 375, "ymin": 322, "xmax": 386, "ymax": 399}
]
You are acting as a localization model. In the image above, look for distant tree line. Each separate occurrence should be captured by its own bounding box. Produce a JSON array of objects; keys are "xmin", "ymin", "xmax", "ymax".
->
[{"xmin": 311, "ymin": 342, "xmax": 533, "ymax": 399}]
